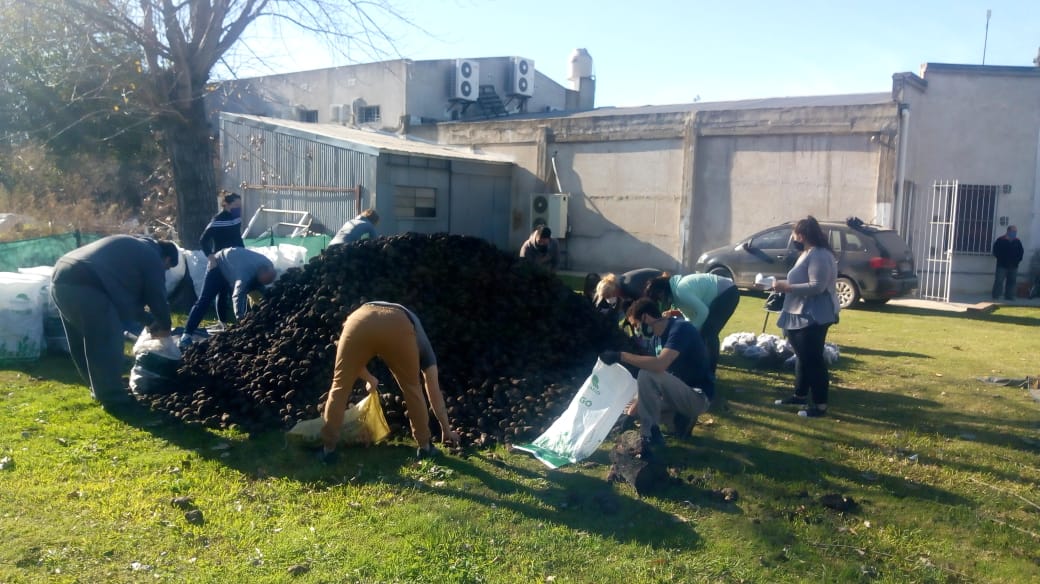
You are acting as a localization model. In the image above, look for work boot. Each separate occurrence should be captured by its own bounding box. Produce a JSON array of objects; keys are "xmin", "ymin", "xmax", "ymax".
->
[
  {"xmin": 315, "ymin": 447, "xmax": 339, "ymax": 464},
  {"xmin": 649, "ymin": 425, "xmax": 665, "ymax": 446},
  {"xmin": 798, "ymin": 405, "xmax": 828, "ymax": 418},
  {"xmin": 638, "ymin": 436, "xmax": 655, "ymax": 460},
  {"xmin": 672, "ymin": 412, "xmax": 696, "ymax": 440},
  {"xmin": 417, "ymin": 443, "xmax": 442, "ymax": 460}
]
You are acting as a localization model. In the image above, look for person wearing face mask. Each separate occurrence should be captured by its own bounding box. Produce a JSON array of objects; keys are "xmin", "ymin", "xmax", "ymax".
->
[
  {"xmin": 519, "ymin": 226, "xmax": 559, "ymax": 272},
  {"xmin": 199, "ymin": 192, "xmax": 245, "ymax": 326},
  {"xmin": 591, "ymin": 268, "xmax": 665, "ymax": 329},
  {"xmin": 770, "ymin": 216, "xmax": 840, "ymax": 418},
  {"xmin": 644, "ymin": 273, "xmax": 739, "ymax": 376},
  {"xmin": 992, "ymin": 225, "xmax": 1024, "ymax": 301},
  {"xmin": 599, "ymin": 298, "xmax": 714, "ymax": 456}
]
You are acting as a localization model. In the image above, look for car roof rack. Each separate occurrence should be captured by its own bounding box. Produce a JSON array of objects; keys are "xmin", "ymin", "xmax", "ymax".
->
[{"xmin": 845, "ymin": 216, "xmax": 884, "ymax": 233}]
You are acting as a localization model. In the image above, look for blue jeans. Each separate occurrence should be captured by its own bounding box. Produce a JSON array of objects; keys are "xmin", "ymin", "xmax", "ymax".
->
[
  {"xmin": 184, "ymin": 268, "xmax": 232, "ymax": 334},
  {"xmin": 992, "ymin": 266, "xmax": 1018, "ymax": 300}
]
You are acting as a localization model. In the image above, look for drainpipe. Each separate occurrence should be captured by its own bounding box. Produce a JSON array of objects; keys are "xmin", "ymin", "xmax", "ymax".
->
[{"xmin": 893, "ymin": 104, "xmax": 910, "ymax": 232}]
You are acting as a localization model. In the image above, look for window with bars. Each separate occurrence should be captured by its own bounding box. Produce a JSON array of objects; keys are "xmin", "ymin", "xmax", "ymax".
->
[
  {"xmin": 358, "ymin": 106, "xmax": 381, "ymax": 124},
  {"xmin": 394, "ymin": 186, "xmax": 436, "ymax": 218},
  {"xmin": 954, "ymin": 184, "xmax": 997, "ymax": 254}
]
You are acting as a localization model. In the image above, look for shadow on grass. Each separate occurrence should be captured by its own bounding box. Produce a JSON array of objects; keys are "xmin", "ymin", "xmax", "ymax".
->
[
  {"xmin": 94, "ymin": 399, "xmax": 704, "ymax": 549},
  {"xmin": 425, "ymin": 452, "xmax": 705, "ymax": 549},
  {"xmin": 10, "ymin": 354, "xmax": 103, "ymax": 386},
  {"xmin": 694, "ymin": 434, "xmax": 970, "ymax": 506},
  {"xmin": 716, "ymin": 376, "xmax": 1040, "ymax": 485},
  {"xmin": 962, "ymin": 310, "xmax": 1040, "ymax": 328},
  {"xmin": 839, "ymin": 346, "xmax": 932, "ymax": 359}
]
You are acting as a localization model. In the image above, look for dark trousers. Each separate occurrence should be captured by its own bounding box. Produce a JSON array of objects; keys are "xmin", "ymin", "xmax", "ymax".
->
[
  {"xmin": 51, "ymin": 283, "xmax": 131, "ymax": 404},
  {"xmin": 215, "ymin": 290, "xmax": 234, "ymax": 324},
  {"xmin": 787, "ymin": 323, "xmax": 832, "ymax": 405},
  {"xmin": 185, "ymin": 268, "xmax": 231, "ymax": 334},
  {"xmin": 701, "ymin": 286, "xmax": 740, "ymax": 374},
  {"xmin": 992, "ymin": 267, "xmax": 1018, "ymax": 300}
]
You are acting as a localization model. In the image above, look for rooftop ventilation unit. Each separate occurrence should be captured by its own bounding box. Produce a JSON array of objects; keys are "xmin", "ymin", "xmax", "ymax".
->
[
  {"xmin": 510, "ymin": 57, "xmax": 534, "ymax": 97},
  {"xmin": 530, "ymin": 193, "xmax": 568, "ymax": 236},
  {"xmin": 453, "ymin": 59, "xmax": 479, "ymax": 101}
]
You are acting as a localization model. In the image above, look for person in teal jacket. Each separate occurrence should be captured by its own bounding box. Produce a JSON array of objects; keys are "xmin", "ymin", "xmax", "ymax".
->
[{"xmin": 645, "ymin": 273, "xmax": 740, "ymax": 375}]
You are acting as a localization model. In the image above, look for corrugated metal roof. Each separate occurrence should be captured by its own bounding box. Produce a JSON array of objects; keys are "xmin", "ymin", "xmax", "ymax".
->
[
  {"xmin": 224, "ymin": 113, "xmax": 514, "ymax": 164},
  {"xmin": 450, "ymin": 92, "xmax": 895, "ymax": 123}
]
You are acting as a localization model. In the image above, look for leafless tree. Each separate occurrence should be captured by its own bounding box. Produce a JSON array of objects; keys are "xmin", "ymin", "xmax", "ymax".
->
[{"xmin": 37, "ymin": 0, "xmax": 410, "ymax": 247}]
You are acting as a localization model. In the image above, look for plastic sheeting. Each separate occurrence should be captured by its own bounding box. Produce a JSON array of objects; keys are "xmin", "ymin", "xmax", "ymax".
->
[{"xmin": 0, "ymin": 272, "xmax": 48, "ymax": 360}]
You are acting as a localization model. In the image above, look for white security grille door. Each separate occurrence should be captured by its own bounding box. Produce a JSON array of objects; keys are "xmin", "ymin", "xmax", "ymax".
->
[{"xmin": 914, "ymin": 180, "xmax": 958, "ymax": 302}]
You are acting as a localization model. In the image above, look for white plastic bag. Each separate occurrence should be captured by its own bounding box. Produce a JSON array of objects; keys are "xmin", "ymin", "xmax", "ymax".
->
[
  {"xmin": 17, "ymin": 266, "xmax": 68, "ymax": 355},
  {"xmin": 0, "ymin": 272, "xmax": 48, "ymax": 360},
  {"xmin": 183, "ymin": 250, "xmax": 209, "ymax": 300},
  {"xmin": 514, "ymin": 360, "xmax": 638, "ymax": 469},
  {"xmin": 249, "ymin": 244, "xmax": 306, "ymax": 276},
  {"xmin": 164, "ymin": 243, "xmax": 187, "ymax": 295},
  {"xmin": 129, "ymin": 329, "xmax": 182, "ymax": 394}
]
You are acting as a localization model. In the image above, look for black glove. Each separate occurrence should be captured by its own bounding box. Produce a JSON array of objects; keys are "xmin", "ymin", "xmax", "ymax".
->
[{"xmin": 599, "ymin": 350, "xmax": 621, "ymax": 365}]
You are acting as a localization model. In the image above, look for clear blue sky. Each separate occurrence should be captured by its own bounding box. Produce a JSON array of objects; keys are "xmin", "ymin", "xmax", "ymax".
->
[{"xmin": 225, "ymin": 0, "xmax": 1040, "ymax": 107}]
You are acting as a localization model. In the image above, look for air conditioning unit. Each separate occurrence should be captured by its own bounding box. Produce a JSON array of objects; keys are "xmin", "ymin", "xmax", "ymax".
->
[
  {"xmin": 530, "ymin": 193, "xmax": 568, "ymax": 237},
  {"xmin": 510, "ymin": 57, "xmax": 535, "ymax": 97},
  {"xmin": 453, "ymin": 59, "xmax": 479, "ymax": 101}
]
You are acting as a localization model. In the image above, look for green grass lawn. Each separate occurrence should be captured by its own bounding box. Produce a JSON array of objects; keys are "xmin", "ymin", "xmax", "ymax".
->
[{"xmin": 2, "ymin": 297, "xmax": 1039, "ymax": 583}]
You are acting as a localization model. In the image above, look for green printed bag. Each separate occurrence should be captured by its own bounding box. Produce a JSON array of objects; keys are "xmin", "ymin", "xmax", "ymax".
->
[{"xmin": 514, "ymin": 361, "xmax": 637, "ymax": 469}]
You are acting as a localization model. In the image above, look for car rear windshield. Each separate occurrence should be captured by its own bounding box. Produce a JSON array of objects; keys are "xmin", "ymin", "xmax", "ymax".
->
[{"xmin": 873, "ymin": 231, "xmax": 911, "ymax": 255}]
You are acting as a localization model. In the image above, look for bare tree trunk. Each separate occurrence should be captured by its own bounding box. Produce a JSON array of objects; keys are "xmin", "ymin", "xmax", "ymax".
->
[{"xmin": 159, "ymin": 98, "xmax": 217, "ymax": 249}]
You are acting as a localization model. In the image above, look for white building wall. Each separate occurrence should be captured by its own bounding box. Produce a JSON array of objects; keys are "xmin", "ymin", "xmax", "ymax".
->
[
  {"xmin": 209, "ymin": 58, "xmax": 574, "ymax": 131},
  {"xmin": 697, "ymin": 133, "xmax": 883, "ymax": 251},
  {"xmin": 899, "ymin": 65, "xmax": 1040, "ymax": 298},
  {"xmin": 553, "ymin": 140, "xmax": 685, "ymax": 272},
  {"xmin": 419, "ymin": 103, "xmax": 895, "ymax": 274}
]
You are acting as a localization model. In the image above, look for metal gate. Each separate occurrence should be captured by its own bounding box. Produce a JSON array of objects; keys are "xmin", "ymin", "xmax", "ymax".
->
[{"xmin": 913, "ymin": 180, "xmax": 958, "ymax": 302}]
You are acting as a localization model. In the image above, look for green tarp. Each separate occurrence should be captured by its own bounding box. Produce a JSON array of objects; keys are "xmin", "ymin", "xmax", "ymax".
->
[
  {"xmin": 0, "ymin": 232, "xmax": 103, "ymax": 272},
  {"xmin": 245, "ymin": 235, "xmax": 330, "ymax": 261},
  {"xmin": 0, "ymin": 232, "xmax": 328, "ymax": 272}
]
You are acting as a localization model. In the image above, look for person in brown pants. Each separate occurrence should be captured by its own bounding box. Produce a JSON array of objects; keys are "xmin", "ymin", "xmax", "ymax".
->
[{"xmin": 319, "ymin": 302, "xmax": 459, "ymax": 461}]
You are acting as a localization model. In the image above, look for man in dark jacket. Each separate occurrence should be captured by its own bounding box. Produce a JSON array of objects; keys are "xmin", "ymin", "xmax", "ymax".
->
[
  {"xmin": 51, "ymin": 235, "xmax": 179, "ymax": 407},
  {"xmin": 199, "ymin": 192, "xmax": 245, "ymax": 324},
  {"xmin": 519, "ymin": 226, "xmax": 560, "ymax": 272},
  {"xmin": 992, "ymin": 225, "xmax": 1024, "ymax": 300},
  {"xmin": 180, "ymin": 247, "xmax": 277, "ymax": 347}
]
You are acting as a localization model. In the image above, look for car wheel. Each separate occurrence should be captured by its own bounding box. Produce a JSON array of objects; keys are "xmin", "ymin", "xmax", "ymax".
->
[
  {"xmin": 708, "ymin": 266, "xmax": 733, "ymax": 280},
  {"xmin": 835, "ymin": 277, "xmax": 860, "ymax": 309}
]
